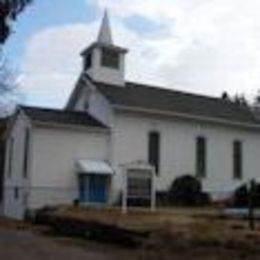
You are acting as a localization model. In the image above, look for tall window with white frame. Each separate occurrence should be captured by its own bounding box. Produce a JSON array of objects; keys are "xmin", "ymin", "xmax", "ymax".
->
[
  {"xmin": 148, "ymin": 131, "xmax": 160, "ymax": 175},
  {"xmin": 8, "ymin": 137, "xmax": 14, "ymax": 178},
  {"xmin": 196, "ymin": 136, "xmax": 207, "ymax": 178},
  {"xmin": 23, "ymin": 128, "xmax": 30, "ymax": 178},
  {"xmin": 233, "ymin": 140, "xmax": 243, "ymax": 180}
]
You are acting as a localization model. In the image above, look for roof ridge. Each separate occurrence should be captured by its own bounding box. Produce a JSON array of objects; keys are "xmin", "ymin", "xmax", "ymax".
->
[
  {"xmin": 95, "ymin": 81, "xmax": 257, "ymax": 125},
  {"xmin": 95, "ymin": 81, "xmax": 250, "ymax": 110},
  {"xmin": 125, "ymin": 81, "xmax": 248, "ymax": 108}
]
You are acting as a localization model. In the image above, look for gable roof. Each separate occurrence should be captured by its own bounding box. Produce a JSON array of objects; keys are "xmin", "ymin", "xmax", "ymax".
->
[
  {"xmin": 95, "ymin": 82, "xmax": 259, "ymax": 125},
  {"xmin": 21, "ymin": 106, "xmax": 107, "ymax": 129},
  {"xmin": 66, "ymin": 74, "xmax": 259, "ymax": 127}
]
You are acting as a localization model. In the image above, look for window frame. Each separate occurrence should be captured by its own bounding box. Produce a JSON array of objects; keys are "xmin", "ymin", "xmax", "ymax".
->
[
  {"xmin": 196, "ymin": 136, "xmax": 207, "ymax": 179},
  {"xmin": 14, "ymin": 186, "xmax": 19, "ymax": 200},
  {"xmin": 84, "ymin": 53, "xmax": 92, "ymax": 70},
  {"xmin": 23, "ymin": 128, "xmax": 30, "ymax": 178},
  {"xmin": 8, "ymin": 137, "xmax": 14, "ymax": 178},
  {"xmin": 101, "ymin": 48, "xmax": 120, "ymax": 69},
  {"xmin": 233, "ymin": 140, "xmax": 243, "ymax": 180},
  {"xmin": 148, "ymin": 131, "xmax": 160, "ymax": 175}
]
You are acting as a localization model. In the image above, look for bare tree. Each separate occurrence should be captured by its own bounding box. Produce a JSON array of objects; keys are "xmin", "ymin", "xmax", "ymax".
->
[
  {"xmin": 221, "ymin": 91, "xmax": 230, "ymax": 101},
  {"xmin": 0, "ymin": 0, "xmax": 32, "ymax": 114},
  {"xmin": 254, "ymin": 90, "xmax": 260, "ymax": 106},
  {"xmin": 0, "ymin": 54, "xmax": 16, "ymax": 93},
  {"xmin": 0, "ymin": 49, "xmax": 19, "ymax": 115},
  {"xmin": 233, "ymin": 94, "xmax": 248, "ymax": 107},
  {"xmin": 0, "ymin": 0, "xmax": 32, "ymax": 43}
]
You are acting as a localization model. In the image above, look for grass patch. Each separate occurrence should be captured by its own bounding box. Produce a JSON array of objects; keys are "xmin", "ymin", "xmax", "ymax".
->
[{"xmin": 32, "ymin": 205, "xmax": 260, "ymax": 258}]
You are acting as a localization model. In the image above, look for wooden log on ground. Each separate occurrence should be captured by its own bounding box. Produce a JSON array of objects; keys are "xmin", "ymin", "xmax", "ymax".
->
[{"xmin": 33, "ymin": 209, "xmax": 149, "ymax": 248}]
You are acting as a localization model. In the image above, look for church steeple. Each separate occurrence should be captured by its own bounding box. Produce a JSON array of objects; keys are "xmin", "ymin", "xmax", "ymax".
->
[
  {"xmin": 81, "ymin": 11, "xmax": 128, "ymax": 86},
  {"xmin": 97, "ymin": 11, "xmax": 113, "ymax": 45}
]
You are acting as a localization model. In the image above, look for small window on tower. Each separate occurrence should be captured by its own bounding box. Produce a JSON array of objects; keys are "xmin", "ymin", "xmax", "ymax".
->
[
  {"xmin": 101, "ymin": 48, "xmax": 119, "ymax": 69},
  {"xmin": 84, "ymin": 99, "xmax": 89, "ymax": 110},
  {"xmin": 84, "ymin": 53, "xmax": 92, "ymax": 70}
]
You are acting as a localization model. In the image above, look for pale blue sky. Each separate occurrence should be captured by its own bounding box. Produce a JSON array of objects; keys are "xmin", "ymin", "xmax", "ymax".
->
[
  {"xmin": 4, "ymin": 0, "xmax": 260, "ymax": 108},
  {"xmin": 6, "ymin": 0, "xmax": 160, "ymax": 65},
  {"xmin": 4, "ymin": 0, "xmax": 162, "ymax": 107},
  {"xmin": 6, "ymin": 1, "xmax": 98, "ymax": 66}
]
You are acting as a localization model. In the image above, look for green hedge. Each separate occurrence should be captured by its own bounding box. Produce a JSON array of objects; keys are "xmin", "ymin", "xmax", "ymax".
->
[{"xmin": 168, "ymin": 175, "xmax": 211, "ymax": 206}]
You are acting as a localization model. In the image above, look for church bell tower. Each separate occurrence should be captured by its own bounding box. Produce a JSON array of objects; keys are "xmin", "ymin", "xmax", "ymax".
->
[{"xmin": 81, "ymin": 11, "xmax": 128, "ymax": 86}]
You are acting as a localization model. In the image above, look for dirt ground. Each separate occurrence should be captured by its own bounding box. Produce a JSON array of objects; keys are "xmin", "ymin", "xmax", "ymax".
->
[
  {"xmin": 2, "ymin": 207, "xmax": 260, "ymax": 260},
  {"xmin": 0, "ymin": 221, "xmax": 138, "ymax": 260},
  {"xmin": 0, "ymin": 221, "xmax": 260, "ymax": 260}
]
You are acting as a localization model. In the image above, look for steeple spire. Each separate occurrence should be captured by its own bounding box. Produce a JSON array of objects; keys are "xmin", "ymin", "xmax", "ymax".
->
[{"xmin": 97, "ymin": 10, "xmax": 113, "ymax": 45}]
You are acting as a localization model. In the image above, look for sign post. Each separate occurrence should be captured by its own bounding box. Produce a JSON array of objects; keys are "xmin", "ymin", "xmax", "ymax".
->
[
  {"xmin": 122, "ymin": 167, "xmax": 128, "ymax": 214},
  {"xmin": 248, "ymin": 178, "xmax": 256, "ymax": 230}
]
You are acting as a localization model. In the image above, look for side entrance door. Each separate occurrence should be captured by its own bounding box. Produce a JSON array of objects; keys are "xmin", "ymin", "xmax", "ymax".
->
[
  {"xmin": 88, "ymin": 175, "xmax": 107, "ymax": 203},
  {"xmin": 79, "ymin": 174, "xmax": 108, "ymax": 203}
]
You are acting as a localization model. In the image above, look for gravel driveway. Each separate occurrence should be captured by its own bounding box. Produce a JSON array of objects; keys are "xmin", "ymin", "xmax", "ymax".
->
[{"xmin": 0, "ymin": 227, "xmax": 138, "ymax": 260}]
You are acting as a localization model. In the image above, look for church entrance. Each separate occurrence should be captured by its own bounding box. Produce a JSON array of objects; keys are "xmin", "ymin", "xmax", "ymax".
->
[
  {"xmin": 76, "ymin": 159, "xmax": 113, "ymax": 204},
  {"xmin": 79, "ymin": 174, "xmax": 109, "ymax": 203}
]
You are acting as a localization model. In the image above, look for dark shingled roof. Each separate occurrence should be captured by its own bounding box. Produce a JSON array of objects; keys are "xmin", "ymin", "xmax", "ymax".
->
[
  {"xmin": 65, "ymin": 74, "xmax": 260, "ymax": 126},
  {"xmin": 21, "ymin": 106, "xmax": 107, "ymax": 129},
  {"xmin": 95, "ymin": 81, "xmax": 259, "ymax": 125}
]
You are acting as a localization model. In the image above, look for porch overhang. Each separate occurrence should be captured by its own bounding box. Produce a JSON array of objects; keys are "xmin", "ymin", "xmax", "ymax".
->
[{"xmin": 75, "ymin": 159, "xmax": 113, "ymax": 175}]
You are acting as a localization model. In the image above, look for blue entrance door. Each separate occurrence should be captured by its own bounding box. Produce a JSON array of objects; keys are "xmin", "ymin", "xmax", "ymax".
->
[
  {"xmin": 79, "ymin": 175, "xmax": 108, "ymax": 203},
  {"xmin": 89, "ymin": 175, "xmax": 107, "ymax": 203}
]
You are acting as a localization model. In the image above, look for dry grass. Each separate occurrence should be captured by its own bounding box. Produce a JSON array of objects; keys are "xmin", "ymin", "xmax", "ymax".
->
[
  {"xmin": 2, "ymin": 206, "xmax": 260, "ymax": 259},
  {"xmin": 0, "ymin": 217, "xmax": 31, "ymax": 230},
  {"xmin": 45, "ymin": 206, "xmax": 260, "ymax": 259},
  {"xmin": 50, "ymin": 206, "xmax": 221, "ymax": 231},
  {"xmin": 139, "ymin": 216, "xmax": 260, "ymax": 260}
]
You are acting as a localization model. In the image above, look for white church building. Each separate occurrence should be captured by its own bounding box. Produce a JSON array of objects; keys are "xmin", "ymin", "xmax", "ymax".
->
[{"xmin": 3, "ymin": 13, "xmax": 260, "ymax": 219}]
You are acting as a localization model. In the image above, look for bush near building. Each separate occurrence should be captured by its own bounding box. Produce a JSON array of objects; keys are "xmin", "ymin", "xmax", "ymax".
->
[
  {"xmin": 168, "ymin": 175, "xmax": 211, "ymax": 206},
  {"xmin": 232, "ymin": 182, "xmax": 260, "ymax": 208}
]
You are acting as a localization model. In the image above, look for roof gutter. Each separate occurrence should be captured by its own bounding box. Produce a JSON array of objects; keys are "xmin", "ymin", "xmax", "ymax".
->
[
  {"xmin": 113, "ymin": 104, "xmax": 260, "ymax": 130},
  {"xmin": 31, "ymin": 120, "xmax": 109, "ymax": 133}
]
